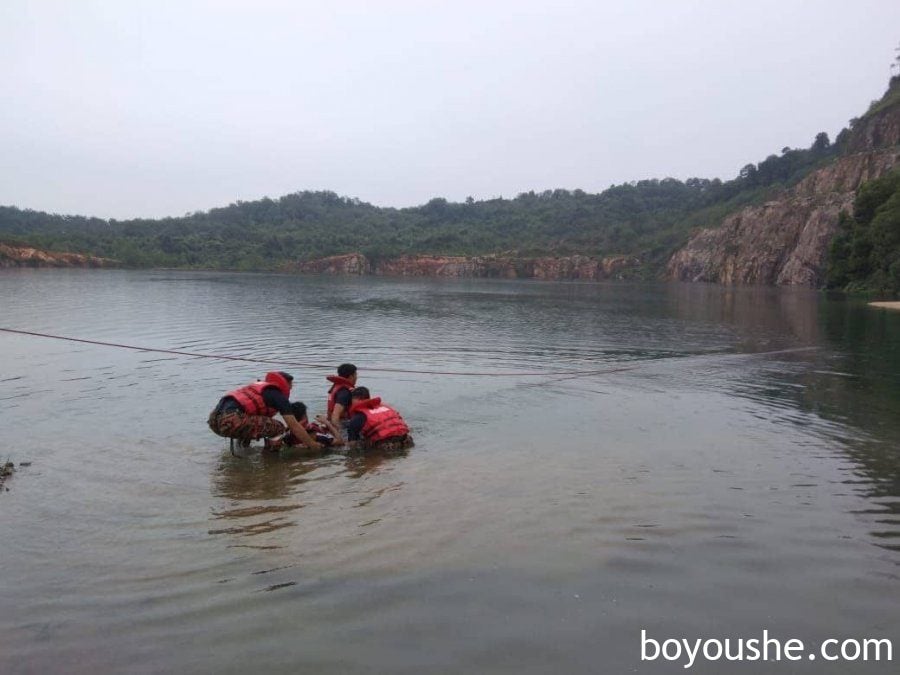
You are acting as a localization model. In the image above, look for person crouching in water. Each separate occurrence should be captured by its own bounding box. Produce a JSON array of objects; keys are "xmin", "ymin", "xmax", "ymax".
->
[
  {"xmin": 327, "ymin": 363, "xmax": 358, "ymax": 427},
  {"xmin": 345, "ymin": 386, "xmax": 413, "ymax": 451},
  {"xmin": 267, "ymin": 402, "xmax": 345, "ymax": 451},
  {"xmin": 208, "ymin": 371, "xmax": 321, "ymax": 451}
]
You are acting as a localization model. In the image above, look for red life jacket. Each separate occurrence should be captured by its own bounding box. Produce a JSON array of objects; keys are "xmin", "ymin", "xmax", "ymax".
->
[
  {"xmin": 326, "ymin": 375, "xmax": 355, "ymax": 419},
  {"xmin": 349, "ymin": 397, "xmax": 409, "ymax": 443},
  {"xmin": 225, "ymin": 371, "xmax": 292, "ymax": 417}
]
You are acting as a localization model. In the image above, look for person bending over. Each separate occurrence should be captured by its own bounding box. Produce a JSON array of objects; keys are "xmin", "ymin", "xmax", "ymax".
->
[
  {"xmin": 208, "ymin": 371, "xmax": 321, "ymax": 450},
  {"xmin": 345, "ymin": 386, "xmax": 413, "ymax": 451},
  {"xmin": 326, "ymin": 363, "xmax": 358, "ymax": 427}
]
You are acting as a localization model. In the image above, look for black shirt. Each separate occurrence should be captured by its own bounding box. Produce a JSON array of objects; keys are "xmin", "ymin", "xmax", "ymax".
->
[
  {"xmin": 333, "ymin": 387, "xmax": 352, "ymax": 410},
  {"xmin": 262, "ymin": 387, "xmax": 292, "ymax": 415},
  {"xmin": 346, "ymin": 412, "xmax": 366, "ymax": 441}
]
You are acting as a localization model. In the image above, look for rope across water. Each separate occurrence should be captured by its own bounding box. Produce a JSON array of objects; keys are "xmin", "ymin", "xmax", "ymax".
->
[
  {"xmin": 0, "ymin": 327, "xmax": 817, "ymax": 378},
  {"xmin": 0, "ymin": 327, "xmax": 642, "ymax": 377}
]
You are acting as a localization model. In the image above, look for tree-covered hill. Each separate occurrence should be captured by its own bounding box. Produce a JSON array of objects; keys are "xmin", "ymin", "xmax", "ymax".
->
[
  {"xmin": 827, "ymin": 167, "xmax": 900, "ymax": 296},
  {"xmin": 0, "ymin": 128, "xmax": 847, "ymax": 273}
]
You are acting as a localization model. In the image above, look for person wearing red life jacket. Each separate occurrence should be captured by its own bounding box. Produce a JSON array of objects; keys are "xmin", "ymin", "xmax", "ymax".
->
[
  {"xmin": 345, "ymin": 386, "xmax": 413, "ymax": 451},
  {"xmin": 326, "ymin": 363, "xmax": 358, "ymax": 427},
  {"xmin": 208, "ymin": 371, "xmax": 321, "ymax": 450}
]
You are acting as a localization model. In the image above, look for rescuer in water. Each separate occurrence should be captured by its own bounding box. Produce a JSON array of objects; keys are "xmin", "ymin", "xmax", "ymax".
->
[
  {"xmin": 345, "ymin": 386, "xmax": 414, "ymax": 452},
  {"xmin": 208, "ymin": 371, "xmax": 321, "ymax": 450},
  {"xmin": 326, "ymin": 363, "xmax": 358, "ymax": 427}
]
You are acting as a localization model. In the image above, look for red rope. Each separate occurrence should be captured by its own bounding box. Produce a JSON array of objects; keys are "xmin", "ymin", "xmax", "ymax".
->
[{"xmin": 0, "ymin": 327, "xmax": 638, "ymax": 377}]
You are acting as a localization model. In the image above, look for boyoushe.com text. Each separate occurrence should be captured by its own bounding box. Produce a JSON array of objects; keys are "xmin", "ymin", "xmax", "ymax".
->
[{"xmin": 641, "ymin": 629, "xmax": 893, "ymax": 669}]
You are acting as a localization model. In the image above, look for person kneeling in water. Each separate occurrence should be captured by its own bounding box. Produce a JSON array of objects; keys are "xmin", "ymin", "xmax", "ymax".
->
[
  {"xmin": 209, "ymin": 371, "xmax": 321, "ymax": 450},
  {"xmin": 345, "ymin": 387, "xmax": 413, "ymax": 451},
  {"xmin": 265, "ymin": 402, "xmax": 345, "ymax": 451}
]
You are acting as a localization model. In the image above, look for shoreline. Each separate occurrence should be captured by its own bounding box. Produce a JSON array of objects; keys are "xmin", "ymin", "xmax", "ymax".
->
[{"xmin": 868, "ymin": 301, "xmax": 900, "ymax": 310}]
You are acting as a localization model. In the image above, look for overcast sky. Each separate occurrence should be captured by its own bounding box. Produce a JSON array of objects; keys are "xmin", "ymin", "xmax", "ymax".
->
[{"xmin": 1, "ymin": 1, "xmax": 898, "ymax": 219}]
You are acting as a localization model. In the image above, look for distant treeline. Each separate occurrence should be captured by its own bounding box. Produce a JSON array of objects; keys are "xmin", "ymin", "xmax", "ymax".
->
[
  {"xmin": 827, "ymin": 167, "xmax": 900, "ymax": 296},
  {"xmin": 0, "ymin": 131, "xmax": 844, "ymax": 273}
]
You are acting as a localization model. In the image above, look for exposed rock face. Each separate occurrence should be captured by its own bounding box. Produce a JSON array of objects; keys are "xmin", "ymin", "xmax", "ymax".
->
[
  {"xmin": 668, "ymin": 80, "xmax": 900, "ymax": 288},
  {"xmin": 532, "ymin": 254, "xmax": 639, "ymax": 280},
  {"xmin": 374, "ymin": 255, "xmax": 521, "ymax": 278},
  {"xmin": 667, "ymin": 149, "xmax": 900, "ymax": 287},
  {"xmin": 285, "ymin": 252, "xmax": 369, "ymax": 275},
  {"xmin": 283, "ymin": 253, "xmax": 640, "ymax": 281},
  {"xmin": 845, "ymin": 84, "xmax": 900, "ymax": 154},
  {"xmin": 0, "ymin": 243, "xmax": 118, "ymax": 268}
]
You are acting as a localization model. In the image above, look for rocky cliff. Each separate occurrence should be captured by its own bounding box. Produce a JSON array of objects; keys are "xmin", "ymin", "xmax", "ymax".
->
[
  {"xmin": 667, "ymin": 149, "xmax": 900, "ymax": 286},
  {"xmin": 667, "ymin": 79, "xmax": 900, "ymax": 287},
  {"xmin": 844, "ymin": 85, "xmax": 900, "ymax": 154},
  {"xmin": 0, "ymin": 243, "xmax": 118, "ymax": 268},
  {"xmin": 282, "ymin": 253, "xmax": 640, "ymax": 281}
]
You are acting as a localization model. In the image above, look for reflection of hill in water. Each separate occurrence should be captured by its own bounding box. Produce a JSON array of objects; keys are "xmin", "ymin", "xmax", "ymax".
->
[
  {"xmin": 322, "ymin": 297, "xmax": 456, "ymax": 319},
  {"xmin": 815, "ymin": 303, "xmax": 900, "ymax": 519},
  {"xmin": 662, "ymin": 284, "xmax": 900, "ymax": 549},
  {"xmin": 663, "ymin": 283, "xmax": 824, "ymax": 347}
]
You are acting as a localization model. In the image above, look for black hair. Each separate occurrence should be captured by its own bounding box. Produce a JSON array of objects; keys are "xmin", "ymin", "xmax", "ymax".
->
[
  {"xmin": 279, "ymin": 371, "xmax": 294, "ymax": 383},
  {"xmin": 337, "ymin": 363, "xmax": 357, "ymax": 378},
  {"xmin": 351, "ymin": 386, "xmax": 370, "ymax": 399},
  {"xmin": 289, "ymin": 401, "xmax": 307, "ymax": 419}
]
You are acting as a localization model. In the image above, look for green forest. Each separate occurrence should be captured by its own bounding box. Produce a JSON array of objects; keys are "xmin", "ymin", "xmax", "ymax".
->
[
  {"xmin": 1, "ymin": 132, "xmax": 843, "ymax": 275},
  {"xmin": 827, "ymin": 167, "xmax": 900, "ymax": 296},
  {"xmin": 4, "ymin": 73, "xmax": 900, "ymax": 293}
]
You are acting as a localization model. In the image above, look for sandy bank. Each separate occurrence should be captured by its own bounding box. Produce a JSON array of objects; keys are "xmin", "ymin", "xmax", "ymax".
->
[{"xmin": 868, "ymin": 301, "xmax": 900, "ymax": 310}]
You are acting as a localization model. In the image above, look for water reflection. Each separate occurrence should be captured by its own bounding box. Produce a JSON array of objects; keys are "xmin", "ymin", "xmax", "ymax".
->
[
  {"xmin": 209, "ymin": 446, "xmax": 408, "ymax": 547},
  {"xmin": 662, "ymin": 282, "xmax": 823, "ymax": 347},
  {"xmin": 340, "ymin": 448, "xmax": 408, "ymax": 479},
  {"xmin": 660, "ymin": 283, "xmax": 900, "ymax": 555},
  {"xmin": 4, "ymin": 271, "xmax": 900, "ymax": 674},
  {"xmin": 818, "ymin": 300, "xmax": 900, "ymax": 553}
]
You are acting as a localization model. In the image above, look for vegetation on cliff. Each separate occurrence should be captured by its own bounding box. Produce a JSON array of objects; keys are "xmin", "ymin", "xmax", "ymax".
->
[
  {"xmin": 6, "ymin": 69, "xmax": 900, "ymax": 277},
  {"xmin": 0, "ymin": 134, "xmax": 842, "ymax": 273},
  {"xmin": 827, "ymin": 167, "xmax": 900, "ymax": 297}
]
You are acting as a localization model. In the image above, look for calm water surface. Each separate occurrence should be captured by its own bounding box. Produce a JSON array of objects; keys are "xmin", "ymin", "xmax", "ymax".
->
[{"xmin": 0, "ymin": 270, "xmax": 898, "ymax": 673}]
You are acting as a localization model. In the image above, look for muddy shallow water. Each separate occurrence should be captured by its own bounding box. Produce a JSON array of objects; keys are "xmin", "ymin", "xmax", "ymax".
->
[{"xmin": 1, "ymin": 270, "xmax": 898, "ymax": 673}]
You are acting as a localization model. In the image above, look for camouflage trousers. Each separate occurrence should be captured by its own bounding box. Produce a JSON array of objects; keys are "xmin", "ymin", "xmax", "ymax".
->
[
  {"xmin": 208, "ymin": 410, "xmax": 285, "ymax": 442},
  {"xmin": 367, "ymin": 435, "xmax": 415, "ymax": 453}
]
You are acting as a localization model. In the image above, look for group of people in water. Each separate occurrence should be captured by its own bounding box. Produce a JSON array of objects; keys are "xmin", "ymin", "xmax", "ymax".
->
[{"xmin": 208, "ymin": 363, "xmax": 413, "ymax": 453}]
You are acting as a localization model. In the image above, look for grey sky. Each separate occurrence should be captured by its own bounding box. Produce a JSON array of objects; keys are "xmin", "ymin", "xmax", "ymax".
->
[{"xmin": 1, "ymin": 0, "xmax": 898, "ymax": 220}]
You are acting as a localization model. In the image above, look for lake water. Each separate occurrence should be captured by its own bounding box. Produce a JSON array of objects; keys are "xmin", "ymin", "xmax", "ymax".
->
[{"xmin": 0, "ymin": 269, "xmax": 898, "ymax": 673}]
